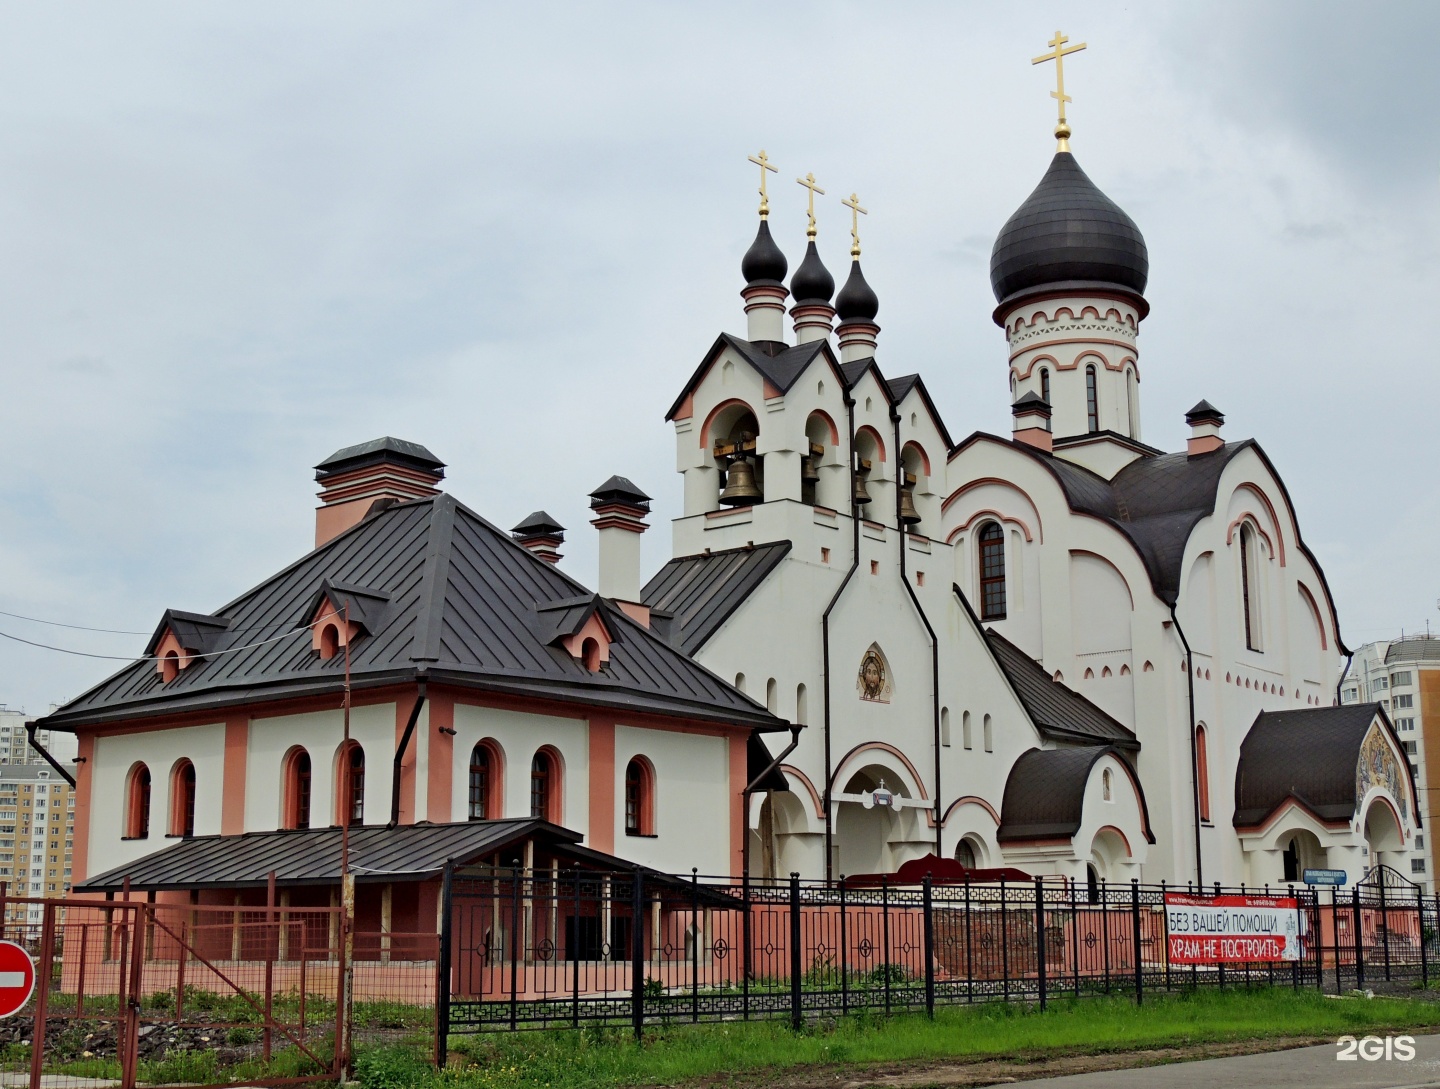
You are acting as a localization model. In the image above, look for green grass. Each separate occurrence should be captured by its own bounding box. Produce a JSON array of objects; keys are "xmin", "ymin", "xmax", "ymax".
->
[{"xmin": 354, "ymin": 988, "xmax": 1440, "ymax": 1089}]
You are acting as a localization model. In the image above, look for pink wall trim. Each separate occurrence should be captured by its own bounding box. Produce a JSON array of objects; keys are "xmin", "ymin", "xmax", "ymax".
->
[
  {"xmin": 940, "ymin": 795, "xmax": 1002, "ymax": 827},
  {"xmin": 699, "ymin": 397, "xmax": 760, "ymax": 450},
  {"xmin": 945, "ymin": 508, "xmax": 1036, "ymax": 544},
  {"xmin": 1297, "ymin": 582, "xmax": 1329, "ymax": 651},
  {"xmin": 221, "ymin": 715, "xmax": 248, "ymax": 835},
  {"xmin": 832, "ymin": 741, "xmax": 929, "ymax": 801},
  {"xmin": 1068, "ymin": 549, "xmax": 1135, "ymax": 609},
  {"xmin": 779, "ymin": 764, "xmax": 825, "ymax": 819},
  {"xmin": 426, "ymin": 693, "xmax": 454, "ymax": 823},
  {"xmin": 855, "ymin": 425, "xmax": 887, "ymax": 463},
  {"xmin": 728, "ymin": 734, "xmax": 747, "ymax": 879},
  {"xmin": 73, "ymin": 734, "xmax": 95, "ymax": 882},
  {"xmin": 1232, "ymin": 483, "xmax": 1288, "ymax": 565},
  {"xmin": 587, "ymin": 718, "xmax": 616, "ymax": 856},
  {"xmin": 806, "ymin": 409, "xmax": 840, "ymax": 446},
  {"xmin": 1094, "ymin": 824, "xmax": 1133, "ymax": 857}
]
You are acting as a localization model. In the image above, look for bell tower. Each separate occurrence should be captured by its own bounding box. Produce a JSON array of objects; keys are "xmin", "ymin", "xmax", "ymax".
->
[{"xmin": 991, "ymin": 32, "xmax": 1150, "ymax": 475}]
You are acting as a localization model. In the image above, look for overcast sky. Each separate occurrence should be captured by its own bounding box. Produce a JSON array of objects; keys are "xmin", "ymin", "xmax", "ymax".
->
[{"xmin": 1, "ymin": 2, "xmax": 1436, "ymax": 714}]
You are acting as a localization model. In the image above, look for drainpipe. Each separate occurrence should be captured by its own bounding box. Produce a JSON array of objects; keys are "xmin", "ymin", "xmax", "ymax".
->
[
  {"xmin": 821, "ymin": 392, "xmax": 861, "ymax": 884},
  {"xmin": 25, "ymin": 724, "xmax": 76, "ymax": 788},
  {"xmin": 741, "ymin": 725, "xmax": 804, "ymax": 879},
  {"xmin": 389, "ymin": 677, "xmax": 428, "ymax": 827},
  {"xmin": 892, "ymin": 411, "xmax": 943, "ymax": 859},
  {"xmin": 1337, "ymin": 650, "xmax": 1355, "ymax": 708},
  {"xmin": 1168, "ymin": 603, "xmax": 1203, "ymax": 888}
]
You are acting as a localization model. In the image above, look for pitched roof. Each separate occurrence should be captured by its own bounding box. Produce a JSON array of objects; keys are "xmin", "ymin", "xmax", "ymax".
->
[
  {"xmin": 998, "ymin": 745, "xmax": 1153, "ymax": 843},
  {"xmin": 75, "ymin": 819, "xmax": 700, "ymax": 892},
  {"xmin": 1386, "ymin": 639, "xmax": 1440, "ymax": 664},
  {"xmin": 314, "ymin": 436, "xmax": 444, "ymax": 475},
  {"xmin": 41, "ymin": 494, "xmax": 785, "ymax": 731},
  {"xmin": 983, "ymin": 628, "xmax": 1138, "ymax": 749},
  {"xmin": 642, "ymin": 542, "xmax": 791, "ymax": 655},
  {"xmin": 664, "ymin": 334, "xmax": 834, "ymax": 421},
  {"xmin": 1233, "ymin": 704, "xmax": 1415, "ymax": 828}
]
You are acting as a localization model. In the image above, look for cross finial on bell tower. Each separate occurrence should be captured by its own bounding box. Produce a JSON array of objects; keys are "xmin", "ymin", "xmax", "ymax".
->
[
  {"xmin": 796, "ymin": 172, "xmax": 826, "ymax": 240},
  {"xmin": 842, "ymin": 193, "xmax": 867, "ymax": 259},
  {"xmin": 748, "ymin": 149, "xmax": 779, "ymax": 219},
  {"xmin": 1032, "ymin": 30, "xmax": 1087, "ymax": 152}
]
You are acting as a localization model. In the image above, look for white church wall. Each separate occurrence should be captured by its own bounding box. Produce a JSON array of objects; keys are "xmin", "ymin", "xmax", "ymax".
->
[
  {"xmin": 90, "ymin": 721, "xmax": 225, "ymax": 874},
  {"xmin": 245, "ymin": 703, "xmax": 394, "ymax": 830},
  {"xmin": 1072, "ymin": 752, "xmax": 1149, "ymax": 881},
  {"xmin": 1068, "ymin": 551, "xmax": 1136, "ymax": 725},
  {"xmin": 449, "ymin": 704, "xmax": 589, "ymax": 832},
  {"xmin": 613, "ymin": 724, "xmax": 731, "ymax": 875}
]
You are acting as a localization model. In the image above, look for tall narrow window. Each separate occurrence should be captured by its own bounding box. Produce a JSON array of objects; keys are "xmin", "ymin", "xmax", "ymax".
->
[
  {"xmin": 126, "ymin": 764, "xmax": 151, "ymax": 840},
  {"xmin": 1085, "ymin": 365, "xmax": 1099, "ymax": 432},
  {"xmin": 531, "ymin": 750, "xmax": 557, "ymax": 821},
  {"xmin": 1196, "ymin": 725, "xmax": 1211, "ymax": 822},
  {"xmin": 624, "ymin": 758, "xmax": 654, "ymax": 836},
  {"xmin": 1125, "ymin": 369, "xmax": 1138, "ymax": 439},
  {"xmin": 796, "ymin": 684, "xmax": 808, "ymax": 726},
  {"xmin": 983, "ymin": 713, "xmax": 993, "ymax": 753},
  {"xmin": 1240, "ymin": 524, "xmax": 1262, "ymax": 651},
  {"xmin": 962, "ymin": 710, "xmax": 973, "ymax": 750},
  {"xmin": 338, "ymin": 743, "xmax": 365, "ymax": 827},
  {"xmin": 1039, "ymin": 368, "xmax": 1052, "ymax": 432},
  {"xmin": 468, "ymin": 743, "xmax": 491, "ymax": 821},
  {"xmin": 284, "ymin": 748, "xmax": 311, "ymax": 830},
  {"xmin": 170, "ymin": 760, "xmax": 196, "ymax": 837},
  {"xmin": 940, "ymin": 707, "xmax": 951, "ymax": 747},
  {"xmin": 978, "ymin": 523, "xmax": 1007, "ymax": 620}
]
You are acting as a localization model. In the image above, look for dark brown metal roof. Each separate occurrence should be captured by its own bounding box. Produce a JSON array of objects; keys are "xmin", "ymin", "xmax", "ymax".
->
[
  {"xmin": 41, "ymin": 494, "xmax": 785, "ymax": 732},
  {"xmin": 983, "ymin": 628, "xmax": 1138, "ymax": 749},
  {"xmin": 664, "ymin": 334, "xmax": 835, "ymax": 422},
  {"xmin": 1233, "ymin": 704, "xmax": 1416, "ymax": 828},
  {"xmin": 998, "ymin": 745, "xmax": 1153, "ymax": 844},
  {"xmin": 76, "ymin": 819, "xmax": 698, "ymax": 893},
  {"xmin": 642, "ymin": 541, "xmax": 790, "ymax": 656}
]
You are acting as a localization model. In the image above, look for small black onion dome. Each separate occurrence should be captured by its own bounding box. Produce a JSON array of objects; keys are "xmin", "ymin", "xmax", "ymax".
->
[
  {"xmin": 741, "ymin": 220, "xmax": 788, "ymax": 285},
  {"xmin": 989, "ymin": 151, "xmax": 1149, "ymax": 304},
  {"xmin": 835, "ymin": 260, "xmax": 879, "ymax": 322},
  {"xmin": 789, "ymin": 241, "xmax": 835, "ymax": 305}
]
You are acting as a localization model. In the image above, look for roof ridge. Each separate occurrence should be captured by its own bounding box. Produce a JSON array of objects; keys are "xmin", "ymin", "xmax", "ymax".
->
[{"xmin": 409, "ymin": 493, "xmax": 458, "ymax": 663}]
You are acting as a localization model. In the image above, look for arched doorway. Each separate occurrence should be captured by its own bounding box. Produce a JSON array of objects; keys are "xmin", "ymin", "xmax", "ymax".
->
[
  {"xmin": 836, "ymin": 764, "xmax": 909, "ymax": 877},
  {"xmin": 1278, "ymin": 829, "xmax": 1325, "ymax": 884},
  {"xmin": 1364, "ymin": 800, "xmax": 1405, "ymax": 873}
]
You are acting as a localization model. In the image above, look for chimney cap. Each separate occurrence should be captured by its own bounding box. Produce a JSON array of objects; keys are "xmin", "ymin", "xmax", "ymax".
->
[
  {"xmin": 589, "ymin": 475, "xmax": 651, "ymax": 509},
  {"xmin": 512, "ymin": 511, "xmax": 566, "ymax": 537},
  {"xmin": 1012, "ymin": 391, "xmax": 1052, "ymax": 416},
  {"xmin": 315, "ymin": 437, "xmax": 445, "ymax": 480},
  {"xmin": 1184, "ymin": 400, "xmax": 1224, "ymax": 425}
]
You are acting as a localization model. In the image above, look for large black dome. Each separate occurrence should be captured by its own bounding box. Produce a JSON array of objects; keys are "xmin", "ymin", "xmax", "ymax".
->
[{"xmin": 989, "ymin": 151, "xmax": 1148, "ymax": 305}]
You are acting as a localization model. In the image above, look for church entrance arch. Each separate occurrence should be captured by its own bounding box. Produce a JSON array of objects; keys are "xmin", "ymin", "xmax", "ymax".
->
[
  {"xmin": 836, "ymin": 763, "xmax": 911, "ymax": 878},
  {"xmin": 1278, "ymin": 829, "xmax": 1325, "ymax": 883},
  {"xmin": 1089, "ymin": 827, "xmax": 1130, "ymax": 881},
  {"xmin": 1363, "ymin": 797, "xmax": 1405, "ymax": 873}
]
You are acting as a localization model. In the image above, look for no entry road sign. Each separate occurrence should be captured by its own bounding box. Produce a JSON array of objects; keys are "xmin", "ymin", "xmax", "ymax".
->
[{"xmin": 0, "ymin": 941, "xmax": 35, "ymax": 1017}]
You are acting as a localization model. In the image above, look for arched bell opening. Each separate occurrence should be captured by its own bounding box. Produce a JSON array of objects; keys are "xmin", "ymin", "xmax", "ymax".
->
[
  {"xmin": 712, "ymin": 406, "xmax": 764, "ymax": 507},
  {"xmin": 899, "ymin": 442, "xmax": 931, "ymax": 534},
  {"xmin": 803, "ymin": 411, "xmax": 842, "ymax": 509},
  {"xmin": 852, "ymin": 427, "xmax": 887, "ymax": 517}
]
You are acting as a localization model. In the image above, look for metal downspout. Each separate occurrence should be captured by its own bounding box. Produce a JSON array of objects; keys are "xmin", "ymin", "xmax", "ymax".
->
[
  {"xmin": 25, "ymin": 724, "xmax": 76, "ymax": 787},
  {"xmin": 741, "ymin": 725, "xmax": 804, "ymax": 879},
  {"xmin": 389, "ymin": 677, "xmax": 428, "ymax": 827},
  {"xmin": 1169, "ymin": 602, "xmax": 1203, "ymax": 888}
]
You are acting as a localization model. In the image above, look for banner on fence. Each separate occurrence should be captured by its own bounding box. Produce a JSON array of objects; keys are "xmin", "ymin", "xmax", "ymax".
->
[{"xmin": 1163, "ymin": 893, "xmax": 1301, "ymax": 963}]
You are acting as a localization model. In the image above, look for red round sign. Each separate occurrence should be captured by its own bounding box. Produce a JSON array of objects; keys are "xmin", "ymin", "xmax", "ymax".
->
[{"xmin": 0, "ymin": 941, "xmax": 35, "ymax": 1018}]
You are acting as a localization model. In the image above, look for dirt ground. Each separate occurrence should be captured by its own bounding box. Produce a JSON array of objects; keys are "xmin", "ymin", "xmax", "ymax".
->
[{"xmin": 690, "ymin": 1036, "xmax": 1345, "ymax": 1088}]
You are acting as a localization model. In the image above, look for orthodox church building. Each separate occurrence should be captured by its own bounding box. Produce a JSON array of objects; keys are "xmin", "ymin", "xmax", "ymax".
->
[{"xmin": 39, "ymin": 109, "xmax": 1417, "ymax": 902}]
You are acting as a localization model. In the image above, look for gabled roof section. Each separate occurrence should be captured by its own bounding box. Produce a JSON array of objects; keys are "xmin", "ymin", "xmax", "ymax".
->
[
  {"xmin": 884, "ymin": 372, "xmax": 955, "ymax": 451},
  {"xmin": 642, "ymin": 542, "xmax": 791, "ymax": 655},
  {"xmin": 664, "ymin": 334, "xmax": 835, "ymax": 421},
  {"xmin": 297, "ymin": 580, "xmax": 391, "ymax": 633},
  {"xmin": 1234, "ymin": 704, "xmax": 1416, "ymax": 829},
  {"xmin": 983, "ymin": 628, "xmax": 1138, "ymax": 750},
  {"xmin": 143, "ymin": 610, "xmax": 231, "ymax": 657},
  {"xmin": 43, "ymin": 494, "xmax": 785, "ymax": 732},
  {"xmin": 530, "ymin": 594, "xmax": 616, "ymax": 646}
]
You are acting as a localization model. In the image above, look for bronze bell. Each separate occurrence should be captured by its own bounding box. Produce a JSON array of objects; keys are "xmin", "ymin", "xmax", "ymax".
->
[
  {"xmin": 853, "ymin": 464, "xmax": 872, "ymax": 506},
  {"xmin": 719, "ymin": 456, "xmax": 763, "ymax": 506},
  {"xmin": 899, "ymin": 474, "xmax": 921, "ymax": 526},
  {"xmin": 801, "ymin": 456, "xmax": 821, "ymax": 486}
]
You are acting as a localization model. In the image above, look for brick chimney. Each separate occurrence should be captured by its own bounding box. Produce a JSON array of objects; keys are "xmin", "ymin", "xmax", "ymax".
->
[
  {"xmin": 512, "ymin": 511, "xmax": 565, "ymax": 564},
  {"xmin": 1011, "ymin": 392, "xmax": 1053, "ymax": 452},
  {"xmin": 589, "ymin": 475, "xmax": 650, "ymax": 622},
  {"xmin": 1185, "ymin": 401, "xmax": 1225, "ymax": 456},
  {"xmin": 314, "ymin": 437, "xmax": 445, "ymax": 547}
]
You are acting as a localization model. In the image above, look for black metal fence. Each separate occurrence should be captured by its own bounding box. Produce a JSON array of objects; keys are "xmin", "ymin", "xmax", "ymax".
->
[{"xmin": 436, "ymin": 866, "xmax": 1439, "ymax": 1045}]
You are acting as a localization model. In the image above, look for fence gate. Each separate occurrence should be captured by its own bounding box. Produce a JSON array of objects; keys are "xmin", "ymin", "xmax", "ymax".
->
[{"xmin": 0, "ymin": 895, "xmax": 345, "ymax": 1088}]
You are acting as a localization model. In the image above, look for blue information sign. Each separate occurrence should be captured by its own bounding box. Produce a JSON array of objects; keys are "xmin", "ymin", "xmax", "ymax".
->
[{"xmin": 1303, "ymin": 868, "xmax": 1348, "ymax": 886}]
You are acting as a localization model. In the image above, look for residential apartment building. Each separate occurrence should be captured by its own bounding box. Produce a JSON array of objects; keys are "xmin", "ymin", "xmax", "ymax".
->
[
  {"xmin": 0, "ymin": 705, "xmax": 78, "ymax": 766},
  {"xmin": 1341, "ymin": 636, "xmax": 1440, "ymax": 892},
  {"xmin": 0, "ymin": 762, "xmax": 78, "ymax": 931}
]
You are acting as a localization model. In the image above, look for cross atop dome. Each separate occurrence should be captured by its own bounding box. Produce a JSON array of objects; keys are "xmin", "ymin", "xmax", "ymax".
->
[{"xmin": 1032, "ymin": 30, "xmax": 1087, "ymax": 152}]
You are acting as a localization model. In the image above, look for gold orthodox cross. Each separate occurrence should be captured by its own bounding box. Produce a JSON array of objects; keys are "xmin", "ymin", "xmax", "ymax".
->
[
  {"xmin": 1032, "ymin": 30, "xmax": 1086, "ymax": 150},
  {"xmin": 842, "ymin": 192, "xmax": 867, "ymax": 258},
  {"xmin": 796, "ymin": 172, "xmax": 825, "ymax": 239},
  {"xmin": 748, "ymin": 150, "xmax": 779, "ymax": 219}
]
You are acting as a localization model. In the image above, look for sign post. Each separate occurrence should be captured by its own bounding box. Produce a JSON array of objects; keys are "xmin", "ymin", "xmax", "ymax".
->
[
  {"xmin": 0, "ymin": 940, "xmax": 35, "ymax": 1018},
  {"xmin": 1163, "ymin": 893, "xmax": 1301, "ymax": 964}
]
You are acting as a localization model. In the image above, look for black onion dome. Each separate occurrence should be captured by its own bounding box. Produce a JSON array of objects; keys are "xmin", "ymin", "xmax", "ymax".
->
[
  {"xmin": 835, "ymin": 260, "xmax": 879, "ymax": 322},
  {"xmin": 789, "ymin": 241, "xmax": 835, "ymax": 304},
  {"xmin": 989, "ymin": 152, "xmax": 1148, "ymax": 305},
  {"xmin": 741, "ymin": 220, "xmax": 788, "ymax": 285}
]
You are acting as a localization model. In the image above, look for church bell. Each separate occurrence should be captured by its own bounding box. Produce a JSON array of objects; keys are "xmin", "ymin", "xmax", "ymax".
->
[
  {"xmin": 801, "ymin": 456, "xmax": 821, "ymax": 486},
  {"xmin": 898, "ymin": 472, "xmax": 921, "ymax": 526},
  {"xmin": 719, "ymin": 456, "xmax": 763, "ymax": 506},
  {"xmin": 853, "ymin": 462, "xmax": 872, "ymax": 506}
]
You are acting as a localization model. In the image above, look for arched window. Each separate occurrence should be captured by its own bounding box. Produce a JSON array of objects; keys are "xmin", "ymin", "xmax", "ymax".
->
[
  {"xmin": 1125, "ymin": 369, "xmax": 1138, "ymax": 439},
  {"xmin": 1039, "ymin": 368, "xmax": 1052, "ymax": 432},
  {"xmin": 940, "ymin": 707, "xmax": 951, "ymax": 747},
  {"xmin": 978, "ymin": 522, "xmax": 1006, "ymax": 621},
  {"xmin": 624, "ymin": 758, "xmax": 655, "ymax": 836},
  {"xmin": 581, "ymin": 637, "xmax": 601, "ymax": 672},
  {"xmin": 734, "ymin": 673, "xmax": 746, "ymax": 694},
  {"xmin": 161, "ymin": 651, "xmax": 180, "ymax": 684},
  {"xmin": 531, "ymin": 749, "xmax": 560, "ymax": 822},
  {"xmin": 337, "ymin": 742, "xmax": 365, "ymax": 827},
  {"xmin": 126, "ymin": 764, "xmax": 152, "ymax": 840},
  {"xmin": 283, "ymin": 748, "xmax": 311, "ymax": 830},
  {"xmin": 796, "ymin": 683, "xmax": 808, "ymax": 726},
  {"xmin": 1240, "ymin": 524, "xmax": 1263, "ymax": 651},
  {"xmin": 766, "ymin": 678, "xmax": 777, "ymax": 713},
  {"xmin": 955, "ymin": 838, "xmax": 977, "ymax": 869},
  {"xmin": 1085, "ymin": 365, "xmax": 1099, "ymax": 432},
  {"xmin": 962, "ymin": 711, "xmax": 973, "ymax": 750},
  {"xmin": 1102, "ymin": 768, "xmax": 1113, "ymax": 801},
  {"xmin": 469, "ymin": 743, "xmax": 493, "ymax": 821},
  {"xmin": 170, "ymin": 760, "xmax": 196, "ymax": 838},
  {"xmin": 1086, "ymin": 863, "xmax": 1100, "ymax": 904},
  {"xmin": 1282, "ymin": 838, "xmax": 1300, "ymax": 883},
  {"xmin": 319, "ymin": 623, "xmax": 340, "ymax": 661},
  {"xmin": 983, "ymin": 713, "xmax": 993, "ymax": 753},
  {"xmin": 1196, "ymin": 725, "xmax": 1211, "ymax": 822}
]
